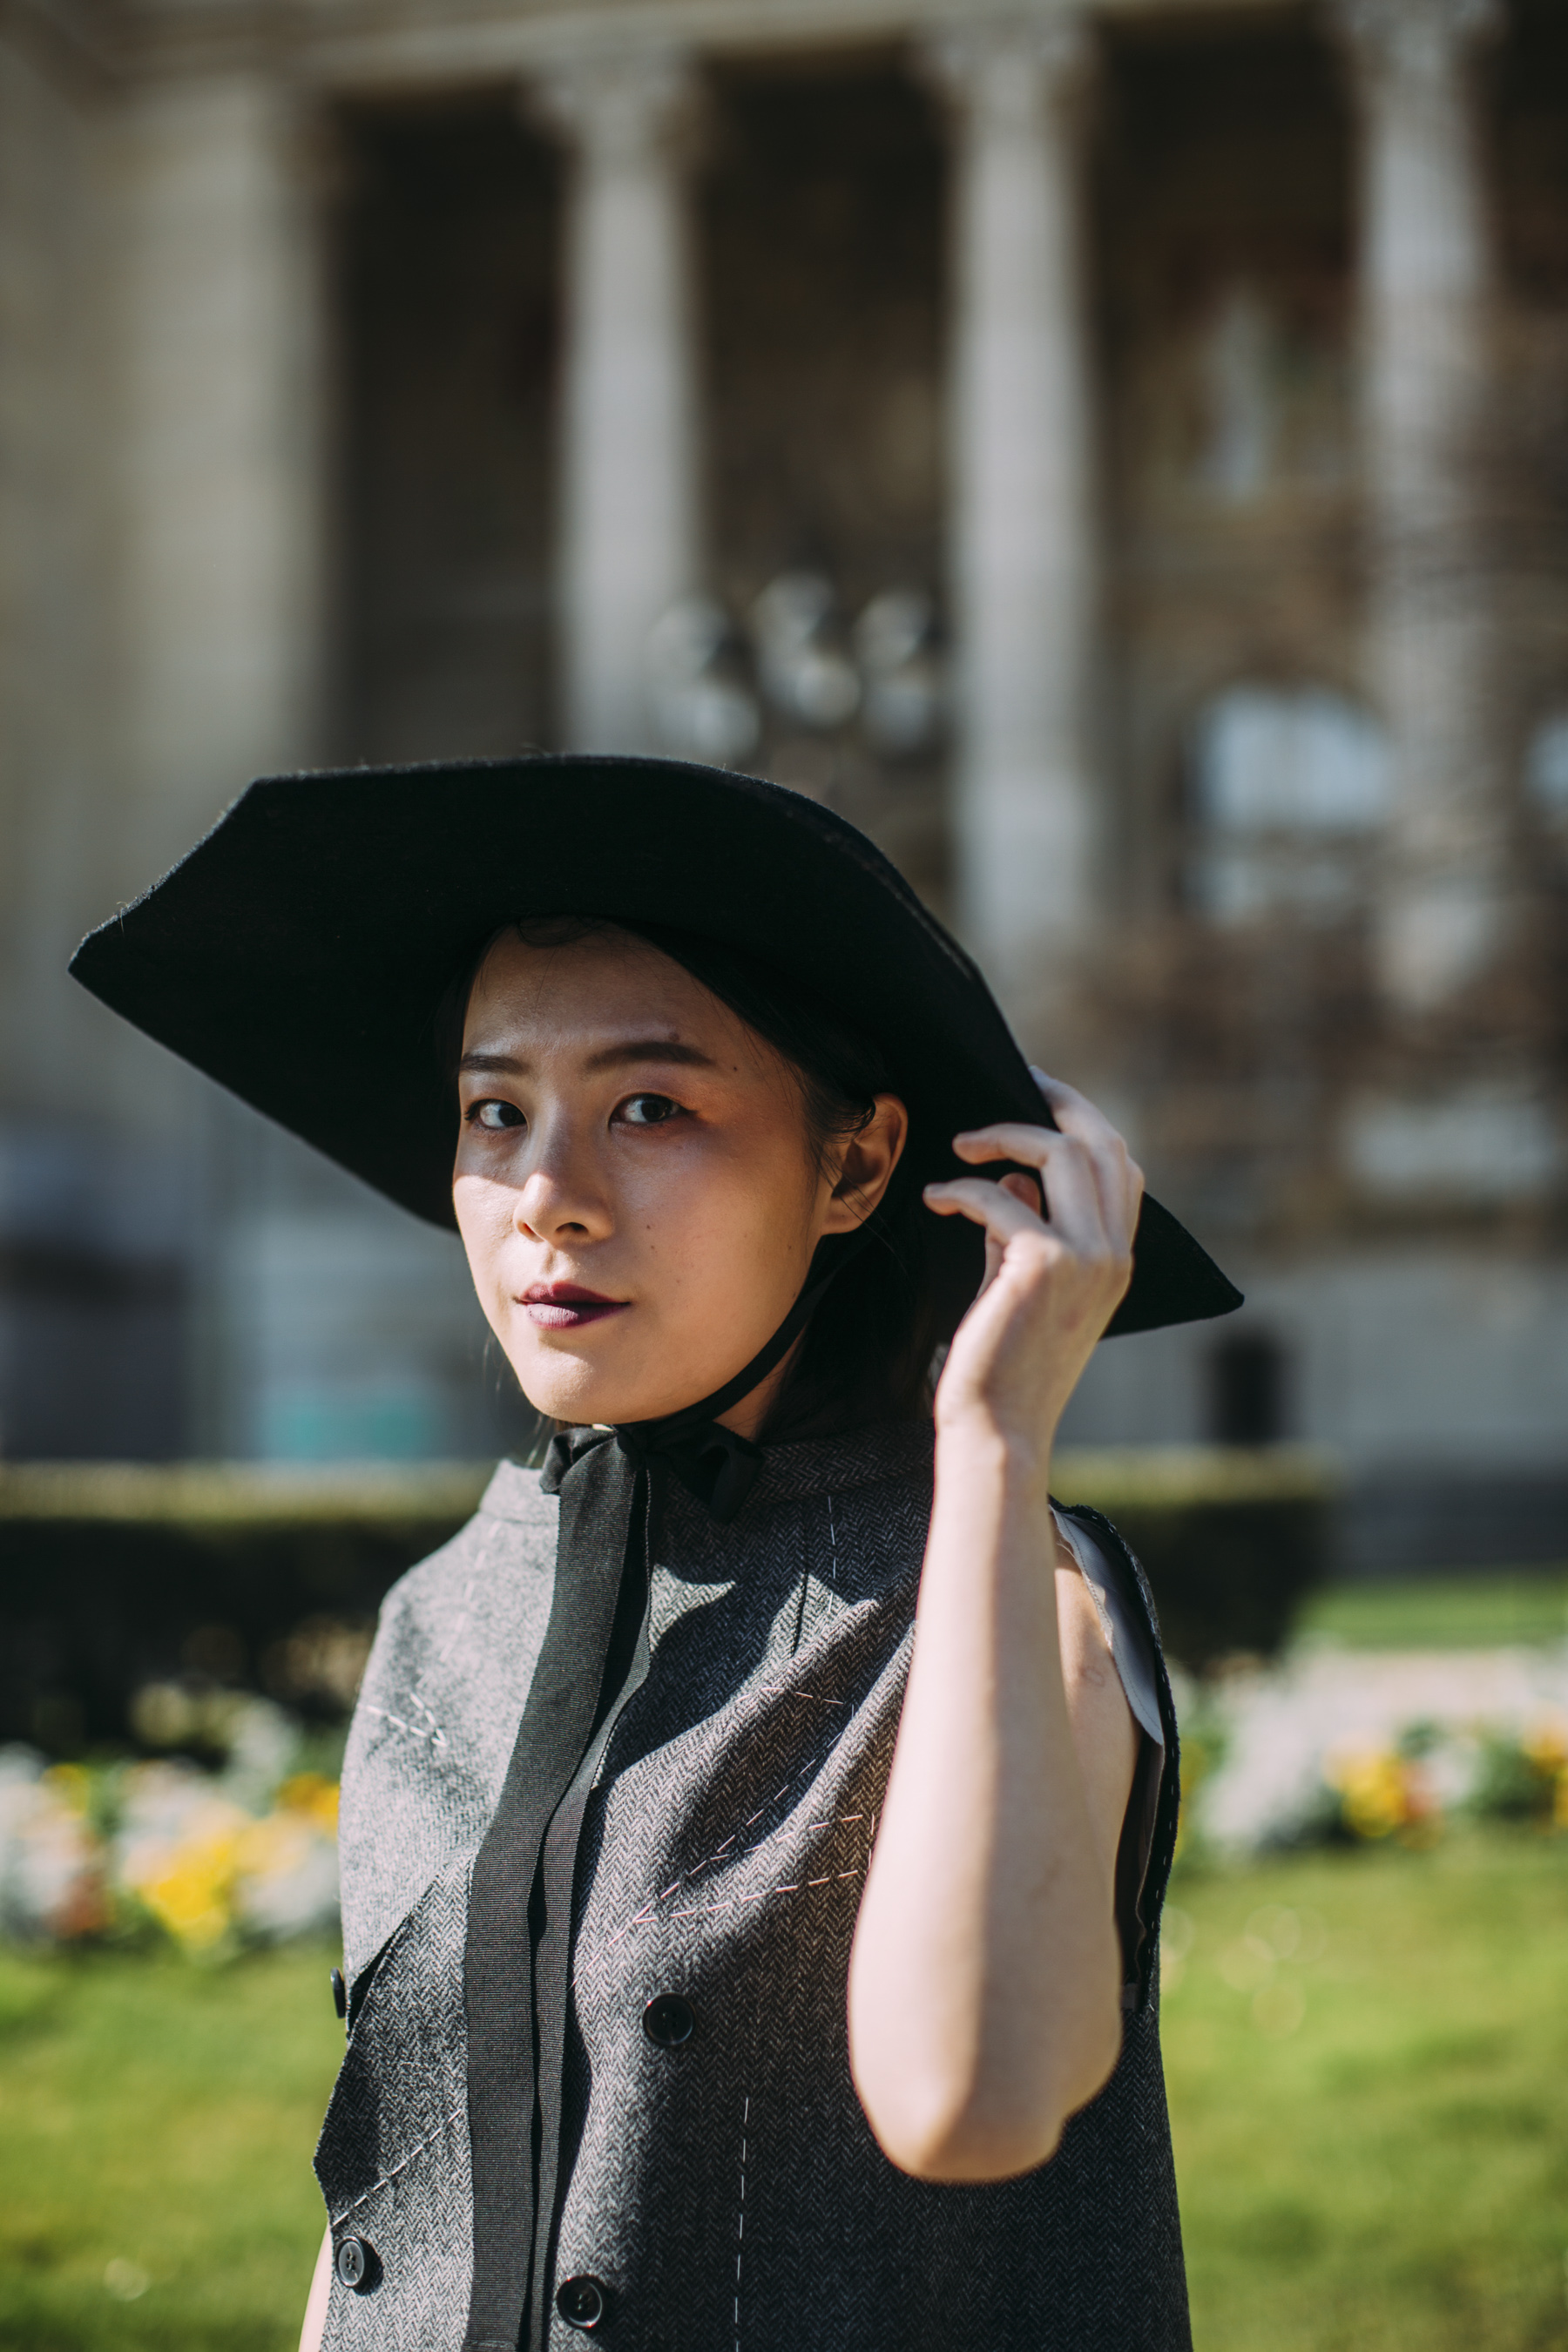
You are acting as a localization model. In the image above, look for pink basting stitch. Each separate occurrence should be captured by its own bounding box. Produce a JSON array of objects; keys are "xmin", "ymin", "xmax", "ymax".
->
[
  {"xmin": 663, "ymin": 1867, "xmax": 866, "ymax": 1923},
  {"xmin": 621, "ymin": 1803, "xmax": 865, "ymax": 1930},
  {"xmin": 591, "ymin": 1740, "xmax": 841, "ymax": 1956}
]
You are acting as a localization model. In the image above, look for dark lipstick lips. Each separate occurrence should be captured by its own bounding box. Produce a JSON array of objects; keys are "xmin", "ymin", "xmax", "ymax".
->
[{"xmin": 520, "ymin": 1283, "xmax": 628, "ymax": 1330}]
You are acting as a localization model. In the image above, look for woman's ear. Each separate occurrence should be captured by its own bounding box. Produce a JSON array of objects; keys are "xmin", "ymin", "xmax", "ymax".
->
[{"xmin": 821, "ymin": 1095, "xmax": 909, "ymax": 1235}]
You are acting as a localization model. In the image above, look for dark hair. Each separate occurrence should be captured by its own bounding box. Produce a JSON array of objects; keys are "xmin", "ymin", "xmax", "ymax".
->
[{"xmin": 441, "ymin": 916, "xmax": 939, "ymax": 1440}]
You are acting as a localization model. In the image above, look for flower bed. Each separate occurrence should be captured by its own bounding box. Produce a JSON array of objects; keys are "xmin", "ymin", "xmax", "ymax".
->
[
  {"xmin": 0, "ymin": 1699, "xmax": 340, "ymax": 1957},
  {"xmin": 1181, "ymin": 1643, "xmax": 1568, "ymax": 1859}
]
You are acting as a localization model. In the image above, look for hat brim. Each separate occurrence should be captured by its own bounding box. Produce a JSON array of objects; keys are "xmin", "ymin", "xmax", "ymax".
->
[{"xmin": 70, "ymin": 754, "xmax": 1241, "ymax": 1342}]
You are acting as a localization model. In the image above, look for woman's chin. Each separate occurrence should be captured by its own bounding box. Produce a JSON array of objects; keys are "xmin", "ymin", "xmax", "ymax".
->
[
  {"xmin": 509, "ymin": 1314, "xmax": 777, "ymax": 1428},
  {"xmin": 513, "ymin": 1342, "xmax": 673, "ymax": 1429},
  {"xmin": 515, "ymin": 1353, "xmax": 739, "ymax": 1429}
]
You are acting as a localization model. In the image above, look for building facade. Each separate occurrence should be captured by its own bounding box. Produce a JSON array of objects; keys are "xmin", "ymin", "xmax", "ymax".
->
[{"xmin": 0, "ymin": 0, "xmax": 1565, "ymax": 1565}]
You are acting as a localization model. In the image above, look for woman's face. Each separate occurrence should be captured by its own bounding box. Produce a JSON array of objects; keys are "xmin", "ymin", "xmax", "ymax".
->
[{"xmin": 453, "ymin": 928, "xmax": 906, "ymax": 1432}]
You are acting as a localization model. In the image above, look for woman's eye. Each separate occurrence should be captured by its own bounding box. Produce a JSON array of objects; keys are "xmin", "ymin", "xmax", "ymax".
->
[
  {"xmin": 469, "ymin": 1098, "xmax": 525, "ymax": 1132},
  {"xmin": 618, "ymin": 1093, "xmax": 682, "ymax": 1127}
]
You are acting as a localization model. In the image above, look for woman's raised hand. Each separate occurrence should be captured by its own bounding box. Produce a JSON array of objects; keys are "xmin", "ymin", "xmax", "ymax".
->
[
  {"xmin": 855, "ymin": 1068, "xmax": 1142, "ymax": 2177},
  {"xmin": 923, "ymin": 1071, "xmax": 1143, "ymax": 1457}
]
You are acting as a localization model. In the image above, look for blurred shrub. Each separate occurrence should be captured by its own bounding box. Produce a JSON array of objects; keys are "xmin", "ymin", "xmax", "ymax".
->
[
  {"xmin": 1056, "ymin": 1446, "xmax": 1339, "ymax": 1672},
  {"xmin": 0, "ymin": 1450, "xmax": 1335, "ymax": 1754},
  {"xmin": 1471, "ymin": 1721, "xmax": 1568, "ymax": 1828},
  {"xmin": 0, "ymin": 1463, "xmax": 487, "ymax": 1754}
]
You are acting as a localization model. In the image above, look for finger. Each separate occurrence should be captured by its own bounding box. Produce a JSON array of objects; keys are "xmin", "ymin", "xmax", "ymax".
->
[
  {"xmin": 923, "ymin": 1175, "xmax": 1059, "ymax": 1252},
  {"xmin": 1029, "ymin": 1073, "xmax": 1146, "ymax": 1225},
  {"xmin": 1041, "ymin": 1133, "xmax": 1132, "ymax": 1256},
  {"xmin": 956, "ymin": 1121, "xmax": 1139, "ymax": 1247},
  {"xmin": 1029, "ymin": 1069, "xmax": 1140, "ymax": 1166},
  {"xmin": 950, "ymin": 1126, "xmax": 1114, "ymax": 1246}
]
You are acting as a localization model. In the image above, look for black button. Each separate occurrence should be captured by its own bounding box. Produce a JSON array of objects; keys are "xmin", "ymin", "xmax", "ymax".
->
[
  {"xmin": 642, "ymin": 1993, "xmax": 696, "ymax": 2049},
  {"xmin": 329, "ymin": 1968, "xmax": 347, "ymax": 2020},
  {"xmin": 335, "ymin": 2236, "xmax": 374, "ymax": 2291},
  {"xmin": 556, "ymin": 2275, "xmax": 609, "ymax": 2330}
]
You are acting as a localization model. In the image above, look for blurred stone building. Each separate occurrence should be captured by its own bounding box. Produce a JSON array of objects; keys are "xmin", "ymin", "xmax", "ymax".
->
[{"xmin": 0, "ymin": 0, "xmax": 1565, "ymax": 1567}]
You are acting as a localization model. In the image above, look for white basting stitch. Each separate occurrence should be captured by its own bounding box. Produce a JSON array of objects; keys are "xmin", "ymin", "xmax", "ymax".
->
[
  {"xmin": 360, "ymin": 1704, "xmax": 448, "ymax": 1749},
  {"xmin": 331, "ymin": 2104, "xmax": 464, "ymax": 2221},
  {"xmin": 389, "ymin": 1573, "xmax": 478, "ymax": 1747},
  {"xmin": 431, "ymin": 1576, "xmax": 476, "ymax": 1668},
  {"xmin": 826, "ymin": 1495, "xmax": 839, "ymax": 1586},
  {"xmin": 733, "ymin": 2092, "xmax": 750, "ymax": 2352}
]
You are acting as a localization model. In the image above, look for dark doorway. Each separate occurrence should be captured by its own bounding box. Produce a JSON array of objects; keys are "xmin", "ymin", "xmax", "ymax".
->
[
  {"xmin": 332, "ymin": 95, "xmax": 563, "ymax": 763},
  {"xmin": 1209, "ymin": 1328, "xmax": 1288, "ymax": 1446}
]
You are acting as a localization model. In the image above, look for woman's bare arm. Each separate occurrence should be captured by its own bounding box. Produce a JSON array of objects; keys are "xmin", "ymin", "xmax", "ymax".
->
[
  {"xmin": 848, "ymin": 1076, "xmax": 1143, "ymax": 2183},
  {"xmin": 299, "ymin": 2227, "xmax": 332, "ymax": 2352}
]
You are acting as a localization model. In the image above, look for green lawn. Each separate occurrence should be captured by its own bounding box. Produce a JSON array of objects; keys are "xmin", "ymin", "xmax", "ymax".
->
[
  {"xmin": 1165, "ymin": 1834, "xmax": 1568, "ymax": 2352},
  {"xmin": 1, "ymin": 1835, "xmax": 1565, "ymax": 2349},
  {"xmin": 1296, "ymin": 1570, "xmax": 1568, "ymax": 1652},
  {"xmin": 0, "ymin": 1941, "xmax": 341, "ymax": 2351}
]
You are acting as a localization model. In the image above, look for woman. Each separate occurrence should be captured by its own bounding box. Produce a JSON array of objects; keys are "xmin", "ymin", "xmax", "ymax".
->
[{"xmin": 71, "ymin": 754, "xmax": 1240, "ymax": 2351}]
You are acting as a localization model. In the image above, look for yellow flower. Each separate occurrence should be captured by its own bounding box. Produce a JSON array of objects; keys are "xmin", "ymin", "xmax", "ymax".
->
[
  {"xmin": 1325, "ymin": 1746, "xmax": 1411, "ymax": 1840},
  {"xmin": 1522, "ymin": 1720, "xmax": 1568, "ymax": 1774},
  {"xmin": 119, "ymin": 1794, "xmax": 250, "ymax": 1952},
  {"xmin": 42, "ymin": 1762, "xmax": 91, "ymax": 1815},
  {"xmin": 139, "ymin": 1832, "xmax": 243, "ymax": 1950},
  {"xmin": 276, "ymin": 1774, "xmax": 340, "ymax": 1836}
]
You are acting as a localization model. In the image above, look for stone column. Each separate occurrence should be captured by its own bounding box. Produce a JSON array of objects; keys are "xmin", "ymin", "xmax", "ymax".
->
[
  {"xmin": 110, "ymin": 71, "xmax": 329, "ymax": 1451},
  {"xmin": 1338, "ymin": 0, "xmax": 1504, "ymax": 1010},
  {"xmin": 924, "ymin": 8, "xmax": 1100, "ymax": 1017},
  {"xmin": 533, "ymin": 47, "xmax": 701, "ymax": 754},
  {"xmin": 113, "ymin": 74, "xmax": 326, "ymax": 897}
]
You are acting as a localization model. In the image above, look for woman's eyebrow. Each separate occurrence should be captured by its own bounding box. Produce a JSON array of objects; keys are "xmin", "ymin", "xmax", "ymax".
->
[
  {"xmin": 584, "ymin": 1039, "xmax": 718, "ymax": 1073},
  {"xmin": 456, "ymin": 1041, "xmax": 718, "ymax": 1077}
]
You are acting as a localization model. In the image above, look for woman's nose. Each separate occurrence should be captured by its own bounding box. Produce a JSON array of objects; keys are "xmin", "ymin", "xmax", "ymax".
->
[{"xmin": 513, "ymin": 1132, "xmax": 608, "ymax": 1242}]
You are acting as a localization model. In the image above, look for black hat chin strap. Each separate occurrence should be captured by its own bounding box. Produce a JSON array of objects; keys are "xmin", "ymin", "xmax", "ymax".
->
[{"xmin": 542, "ymin": 1221, "xmax": 874, "ymax": 1524}]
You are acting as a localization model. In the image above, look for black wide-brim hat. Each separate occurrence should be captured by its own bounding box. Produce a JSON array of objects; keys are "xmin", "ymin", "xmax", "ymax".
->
[{"xmin": 71, "ymin": 754, "xmax": 1240, "ymax": 1342}]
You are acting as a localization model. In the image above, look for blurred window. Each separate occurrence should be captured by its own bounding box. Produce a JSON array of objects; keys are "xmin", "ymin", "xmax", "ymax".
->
[
  {"xmin": 1524, "ymin": 709, "xmax": 1568, "ymax": 828},
  {"xmin": 1187, "ymin": 684, "xmax": 1390, "ymax": 924}
]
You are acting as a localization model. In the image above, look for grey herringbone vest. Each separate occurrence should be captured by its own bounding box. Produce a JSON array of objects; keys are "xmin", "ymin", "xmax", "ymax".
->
[{"xmin": 314, "ymin": 1423, "xmax": 1192, "ymax": 2351}]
